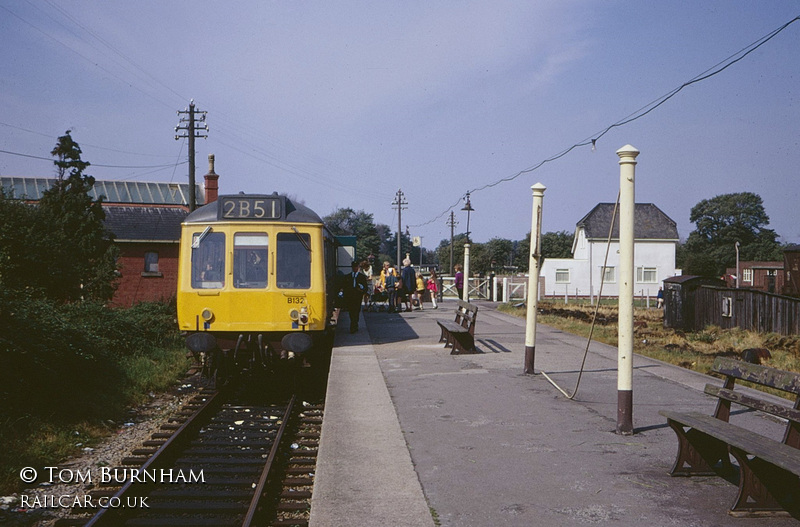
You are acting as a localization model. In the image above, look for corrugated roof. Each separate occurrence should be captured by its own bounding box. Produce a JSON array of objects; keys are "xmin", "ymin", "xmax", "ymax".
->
[
  {"xmin": 577, "ymin": 203, "xmax": 679, "ymax": 240},
  {"xmin": 103, "ymin": 206, "xmax": 187, "ymax": 242},
  {"xmin": 0, "ymin": 176, "xmax": 204, "ymax": 206}
]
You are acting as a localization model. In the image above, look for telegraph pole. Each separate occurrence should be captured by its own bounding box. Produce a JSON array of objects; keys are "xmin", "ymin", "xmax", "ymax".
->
[
  {"xmin": 446, "ymin": 211, "xmax": 458, "ymax": 275},
  {"xmin": 175, "ymin": 100, "xmax": 208, "ymax": 211},
  {"xmin": 392, "ymin": 189, "xmax": 407, "ymax": 266}
]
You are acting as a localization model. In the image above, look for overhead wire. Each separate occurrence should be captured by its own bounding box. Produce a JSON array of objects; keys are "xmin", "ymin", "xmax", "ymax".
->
[
  {"xmin": 0, "ymin": 148, "xmax": 186, "ymax": 169},
  {"xmin": 409, "ymin": 14, "xmax": 800, "ymax": 230}
]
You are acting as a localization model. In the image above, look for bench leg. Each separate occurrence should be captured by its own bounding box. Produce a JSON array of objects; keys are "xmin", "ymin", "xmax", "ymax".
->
[
  {"xmin": 665, "ymin": 420, "xmax": 733, "ymax": 477},
  {"xmin": 449, "ymin": 334, "xmax": 476, "ymax": 355},
  {"xmin": 728, "ymin": 446, "xmax": 800, "ymax": 517}
]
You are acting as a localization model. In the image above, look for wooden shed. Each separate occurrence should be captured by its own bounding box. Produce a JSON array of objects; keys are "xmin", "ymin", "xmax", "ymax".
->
[{"xmin": 662, "ymin": 275, "xmax": 726, "ymax": 331}]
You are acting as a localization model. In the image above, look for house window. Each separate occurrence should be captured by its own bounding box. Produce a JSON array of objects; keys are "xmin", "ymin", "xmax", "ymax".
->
[
  {"xmin": 637, "ymin": 267, "xmax": 658, "ymax": 283},
  {"xmin": 742, "ymin": 268, "xmax": 753, "ymax": 283},
  {"xmin": 144, "ymin": 252, "xmax": 159, "ymax": 273},
  {"xmin": 555, "ymin": 269, "xmax": 570, "ymax": 284},
  {"xmin": 602, "ymin": 266, "xmax": 615, "ymax": 283}
]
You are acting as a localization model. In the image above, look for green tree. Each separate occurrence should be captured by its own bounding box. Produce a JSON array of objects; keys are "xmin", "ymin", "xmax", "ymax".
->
[
  {"xmin": 0, "ymin": 190, "xmax": 42, "ymax": 292},
  {"xmin": 323, "ymin": 207, "xmax": 382, "ymax": 262},
  {"xmin": 0, "ymin": 131, "xmax": 118, "ymax": 301},
  {"xmin": 479, "ymin": 237, "xmax": 513, "ymax": 274},
  {"xmin": 436, "ymin": 234, "xmax": 468, "ymax": 275},
  {"xmin": 542, "ymin": 230, "xmax": 574, "ymax": 259},
  {"xmin": 515, "ymin": 230, "xmax": 574, "ymax": 272},
  {"xmin": 682, "ymin": 192, "xmax": 783, "ymax": 276}
]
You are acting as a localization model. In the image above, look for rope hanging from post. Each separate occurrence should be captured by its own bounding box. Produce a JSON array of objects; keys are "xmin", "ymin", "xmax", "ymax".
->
[{"xmin": 537, "ymin": 192, "xmax": 620, "ymax": 400}]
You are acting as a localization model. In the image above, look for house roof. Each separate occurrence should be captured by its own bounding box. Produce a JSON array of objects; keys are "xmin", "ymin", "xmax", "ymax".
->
[
  {"xmin": 103, "ymin": 206, "xmax": 188, "ymax": 242},
  {"xmin": 577, "ymin": 203, "xmax": 679, "ymax": 240},
  {"xmin": 1, "ymin": 176, "xmax": 203, "ymax": 206}
]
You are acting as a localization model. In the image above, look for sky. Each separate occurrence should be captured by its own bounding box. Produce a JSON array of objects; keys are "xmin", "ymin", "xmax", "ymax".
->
[{"xmin": 2, "ymin": 1, "xmax": 799, "ymax": 251}]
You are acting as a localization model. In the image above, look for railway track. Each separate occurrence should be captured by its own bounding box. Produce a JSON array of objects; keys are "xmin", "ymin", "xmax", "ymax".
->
[{"xmin": 56, "ymin": 381, "xmax": 323, "ymax": 527}]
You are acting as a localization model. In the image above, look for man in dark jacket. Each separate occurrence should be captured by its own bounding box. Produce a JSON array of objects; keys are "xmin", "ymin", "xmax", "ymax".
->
[
  {"xmin": 342, "ymin": 261, "xmax": 368, "ymax": 333},
  {"xmin": 400, "ymin": 258, "xmax": 416, "ymax": 312}
]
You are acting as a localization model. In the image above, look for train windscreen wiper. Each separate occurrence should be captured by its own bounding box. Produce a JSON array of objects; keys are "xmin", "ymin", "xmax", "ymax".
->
[
  {"xmin": 191, "ymin": 226, "xmax": 212, "ymax": 249},
  {"xmin": 291, "ymin": 227, "xmax": 311, "ymax": 252}
]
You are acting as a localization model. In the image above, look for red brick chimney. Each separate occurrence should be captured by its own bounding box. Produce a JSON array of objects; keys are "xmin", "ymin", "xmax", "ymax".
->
[{"xmin": 204, "ymin": 154, "xmax": 219, "ymax": 204}]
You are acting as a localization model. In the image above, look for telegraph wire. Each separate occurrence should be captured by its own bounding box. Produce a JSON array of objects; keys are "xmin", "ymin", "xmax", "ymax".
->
[
  {"xmin": 409, "ymin": 14, "xmax": 800, "ymax": 230},
  {"xmin": 0, "ymin": 121, "xmax": 177, "ymax": 159},
  {"xmin": 0, "ymin": 148, "xmax": 187, "ymax": 169}
]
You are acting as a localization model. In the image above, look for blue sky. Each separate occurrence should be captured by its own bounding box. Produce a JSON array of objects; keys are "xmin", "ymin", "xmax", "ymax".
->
[{"xmin": 2, "ymin": 1, "xmax": 798, "ymax": 249}]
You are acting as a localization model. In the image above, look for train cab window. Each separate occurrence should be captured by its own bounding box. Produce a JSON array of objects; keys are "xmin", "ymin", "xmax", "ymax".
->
[
  {"xmin": 233, "ymin": 233, "xmax": 269, "ymax": 289},
  {"xmin": 276, "ymin": 232, "xmax": 311, "ymax": 289},
  {"xmin": 191, "ymin": 231, "xmax": 225, "ymax": 289}
]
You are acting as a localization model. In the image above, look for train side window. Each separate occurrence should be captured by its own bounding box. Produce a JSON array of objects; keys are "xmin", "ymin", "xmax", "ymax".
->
[
  {"xmin": 233, "ymin": 233, "xmax": 269, "ymax": 289},
  {"xmin": 277, "ymin": 232, "xmax": 311, "ymax": 289},
  {"xmin": 191, "ymin": 231, "xmax": 225, "ymax": 289}
]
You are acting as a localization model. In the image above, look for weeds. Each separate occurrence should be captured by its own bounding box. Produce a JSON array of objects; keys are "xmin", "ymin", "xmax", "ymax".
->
[
  {"xmin": 0, "ymin": 293, "xmax": 189, "ymax": 493},
  {"xmin": 498, "ymin": 301, "xmax": 800, "ymax": 376}
]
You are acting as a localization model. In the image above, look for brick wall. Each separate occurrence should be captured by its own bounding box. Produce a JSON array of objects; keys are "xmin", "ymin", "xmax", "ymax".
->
[{"xmin": 112, "ymin": 243, "xmax": 180, "ymax": 307}]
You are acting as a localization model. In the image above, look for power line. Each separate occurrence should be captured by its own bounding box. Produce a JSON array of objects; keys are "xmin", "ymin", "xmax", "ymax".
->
[
  {"xmin": 0, "ymin": 148, "xmax": 186, "ymax": 169},
  {"xmin": 410, "ymin": 14, "xmax": 800, "ymax": 230}
]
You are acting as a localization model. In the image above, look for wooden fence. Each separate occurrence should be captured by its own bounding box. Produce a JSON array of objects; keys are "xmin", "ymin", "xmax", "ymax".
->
[{"xmin": 690, "ymin": 286, "xmax": 800, "ymax": 335}]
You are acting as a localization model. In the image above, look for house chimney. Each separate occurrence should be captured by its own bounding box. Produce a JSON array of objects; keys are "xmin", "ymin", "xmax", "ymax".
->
[{"xmin": 204, "ymin": 154, "xmax": 219, "ymax": 204}]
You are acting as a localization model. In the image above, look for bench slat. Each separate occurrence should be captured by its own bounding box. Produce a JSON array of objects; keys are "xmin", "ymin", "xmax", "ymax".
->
[
  {"xmin": 438, "ymin": 321, "xmax": 469, "ymax": 333},
  {"xmin": 704, "ymin": 384, "xmax": 800, "ymax": 424},
  {"xmin": 713, "ymin": 356, "xmax": 800, "ymax": 395},
  {"xmin": 659, "ymin": 410, "xmax": 800, "ymax": 475}
]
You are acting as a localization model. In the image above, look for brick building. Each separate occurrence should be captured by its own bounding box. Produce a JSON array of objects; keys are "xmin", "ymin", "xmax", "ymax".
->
[
  {"xmin": 724, "ymin": 261, "xmax": 785, "ymax": 293},
  {"xmin": 0, "ymin": 174, "xmax": 218, "ymax": 307}
]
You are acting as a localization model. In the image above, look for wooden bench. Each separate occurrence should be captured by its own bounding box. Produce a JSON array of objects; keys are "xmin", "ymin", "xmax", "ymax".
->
[
  {"xmin": 659, "ymin": 356, "xmax": 800, "ymax": 517},
  {"xmin": 436, "ymin": 299, "xmax": 478, "ymax": 354}
]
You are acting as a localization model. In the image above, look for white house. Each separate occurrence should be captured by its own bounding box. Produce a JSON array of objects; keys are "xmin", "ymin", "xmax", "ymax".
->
[{"xmin": 541, "ymin": 203, "xmax": 680, "ymax": 300}]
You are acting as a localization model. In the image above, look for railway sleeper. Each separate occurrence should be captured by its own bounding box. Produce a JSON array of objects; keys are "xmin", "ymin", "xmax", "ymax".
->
[{"xmin": 276, "ymin": 502, "xmax": 311, "ymax": 512}]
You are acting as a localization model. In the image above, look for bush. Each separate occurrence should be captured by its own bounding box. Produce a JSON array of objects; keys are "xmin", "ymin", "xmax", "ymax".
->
[
  {"xmin": 0, "ymin": 292, "xmax": 189, "ymax": 493},
  {"xmin": 0, "ymin": 292, "xmax": 184, "ymax": 423}
]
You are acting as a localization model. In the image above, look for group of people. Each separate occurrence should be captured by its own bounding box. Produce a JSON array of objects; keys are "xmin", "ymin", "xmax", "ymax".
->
[
  {"xmin": 377, "ymin": 259, "xmax": 439, "ymax": 313},
  {"xmin": 339, "ymin": 258, "xmax": 440, "ymax": 333}
]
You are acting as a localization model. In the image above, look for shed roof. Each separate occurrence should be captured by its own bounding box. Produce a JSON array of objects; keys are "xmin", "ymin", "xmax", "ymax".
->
[
  {"xmin": 1, "ymin": 176, "xmax": 203, "ymax": 206},
  {"xmin": 577, "ymin": 203, "xmax": 678, "ymax": 240},
  {"xmin": 103, "ymin": 206, "xmax": 187, "ymax": 242}
]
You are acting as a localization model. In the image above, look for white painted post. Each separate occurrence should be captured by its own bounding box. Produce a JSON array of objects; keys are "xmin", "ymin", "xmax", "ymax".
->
[
  {"xmin": 525, "ymin": 183, "xmax": 546, "ymax": 374},
  {"xmin": 617, "ymin": 144, "xmax": 639, "ymax": 435},
  {"xmin": 463, "ymin": 243, "xmax": 471, "ymax": 302},
  {"xmin": 503, "ymin": 277, "xmax": 509, "ymax": 303}
]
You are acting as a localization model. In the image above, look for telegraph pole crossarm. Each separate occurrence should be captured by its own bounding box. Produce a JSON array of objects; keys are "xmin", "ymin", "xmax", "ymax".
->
[{"xmin": 175, "ymin": 100, "xmax": 208, "ymax": 211}]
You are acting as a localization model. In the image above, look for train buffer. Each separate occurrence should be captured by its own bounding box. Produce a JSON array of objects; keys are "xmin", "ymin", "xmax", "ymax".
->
[
  {"xmin": 436, "ymin": 299, "xmax": 478, "ymax": 354},
  {"xmin": 659, "ymin": 356, "xmax": 800, "ymax": 517}
]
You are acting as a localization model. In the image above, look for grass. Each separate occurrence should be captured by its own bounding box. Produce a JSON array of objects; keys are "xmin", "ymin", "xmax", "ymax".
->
[
  {"xmin": 0, "ymin": 298, "xmax": 191, "ymax": 494},
  {"xmin": 497, "ymin": 301, "xmax": 800, "ymax": 377}
]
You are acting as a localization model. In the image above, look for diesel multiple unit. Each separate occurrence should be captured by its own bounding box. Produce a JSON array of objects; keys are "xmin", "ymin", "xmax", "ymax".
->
[{"xmin": 177, "ymin": 193, "xmax": 339, "ymax": 376}]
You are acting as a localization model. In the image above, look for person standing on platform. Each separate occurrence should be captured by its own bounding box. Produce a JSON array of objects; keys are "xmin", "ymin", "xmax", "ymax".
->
[
  {"xmin": 415, "ymin": 273, "xmax": 426, "ymax": 310},
  {"xmin": 427, "ymin": 269, "xmax": 439, "ymax": 309},
  {"xmin": 454, "ymin": 263, "xmax": 464, "ymax": 300},
  {"xmin": 400, "ymin": 258, "xmax": 416, "ymax": 312},
  {"xmin": 342, "ymin": 261, "xmax": 368, "ymax": 333},
  {"xmin": 380, "ymin": 261, "xmax": 398, "ymax": 313}
]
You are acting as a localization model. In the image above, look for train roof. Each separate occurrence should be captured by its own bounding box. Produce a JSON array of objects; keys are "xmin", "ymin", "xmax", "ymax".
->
[{"xmin": 184, "ymin": 193, "xmax": 324, "ymax": 224}]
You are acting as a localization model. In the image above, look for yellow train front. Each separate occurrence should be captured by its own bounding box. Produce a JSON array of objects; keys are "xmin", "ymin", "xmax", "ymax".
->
[{"xmin": 177, "ymin": 193, "xmax": 338, "ymax": 377}]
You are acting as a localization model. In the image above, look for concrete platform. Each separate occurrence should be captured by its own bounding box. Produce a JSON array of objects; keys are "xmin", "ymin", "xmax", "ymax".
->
[{"xmin": 310, "ymin": 299, "xmax": 798, "ymax": 526}]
